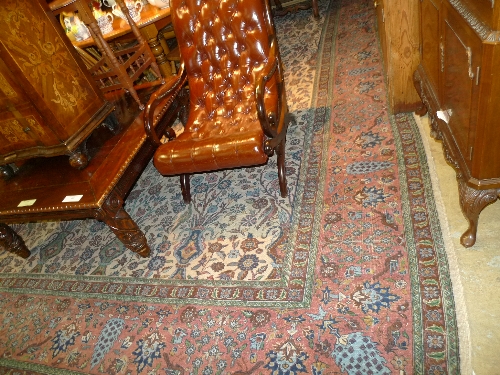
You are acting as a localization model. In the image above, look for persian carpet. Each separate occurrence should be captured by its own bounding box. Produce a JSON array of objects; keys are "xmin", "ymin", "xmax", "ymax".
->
[{"xmin": 0, "ymin": 0, "xmax": 461, "ymax": 374}]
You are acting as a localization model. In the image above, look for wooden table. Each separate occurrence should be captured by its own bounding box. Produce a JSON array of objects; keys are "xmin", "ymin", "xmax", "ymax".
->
[
  {"xmin": 48, "ymin": 0, "xmax": 174, "ymax": 77},
  {"xmin": 0, "ymin": 87, "xmax": 183, "ymax": 259}
]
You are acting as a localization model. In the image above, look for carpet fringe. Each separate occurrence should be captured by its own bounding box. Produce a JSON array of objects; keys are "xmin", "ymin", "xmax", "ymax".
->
[{"xmin": 413, "ymin": 113, "xmax": 472, "ymax": 375}]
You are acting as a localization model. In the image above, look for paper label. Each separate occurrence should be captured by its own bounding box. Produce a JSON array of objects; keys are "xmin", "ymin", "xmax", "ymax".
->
[
  {"xmin": 18, "ymin": 199, "xmax": 36, "ymax": 207},
  {"xmin": 62, "ymin": 195, "xmax": 83, "ymax": 203},
  {"xmin": 436, "ymin": 109, "xmax": 452, "ymax": 124}
]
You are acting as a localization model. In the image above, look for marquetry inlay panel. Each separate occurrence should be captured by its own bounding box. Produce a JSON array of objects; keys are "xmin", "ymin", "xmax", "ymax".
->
[
  {"xmin": 0, "ymin": 0, "xmax": 90, "ymax": 118},
  {"xmin": 0, "ymin": 72, "xmax": 16, "ymax": 98},
  {"xmin": 0, "ymin": 116, "xmax": 46, "ymax": 144}
]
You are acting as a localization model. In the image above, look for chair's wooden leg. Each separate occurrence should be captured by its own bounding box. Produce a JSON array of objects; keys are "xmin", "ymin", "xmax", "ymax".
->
[
  {"xmin": 180, "ymin": 174, "xmax": 191, "ymax": 203},
  {"xmin": 277, "ymin": 140, "xmax": 287, "ymax": 198},
  {"xmin": 312, "ymin": 0, "xmax": 319, "ymax": 18}
]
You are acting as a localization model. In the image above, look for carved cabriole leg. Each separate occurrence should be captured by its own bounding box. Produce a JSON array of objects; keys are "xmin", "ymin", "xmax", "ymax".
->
[
  {"xmin": 456, "ymin": 175, "xmax": 499, "ymax": 247},
  {"xmin": 0, "ymin": 223, "xmax": 30, "ymax": 259},
  {"xmin": 95, "ymin": 191, "xmax": 150, "ymax": 257}
]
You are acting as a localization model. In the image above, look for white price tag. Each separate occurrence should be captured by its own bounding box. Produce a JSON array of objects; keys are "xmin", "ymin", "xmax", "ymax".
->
[
  {"xmin": 62, "ymin": 195, "xmax": 83, "ymax": 203},
  {"xmin": 18, "ymin": 199, "xmax": 36, "ymax": 207}
]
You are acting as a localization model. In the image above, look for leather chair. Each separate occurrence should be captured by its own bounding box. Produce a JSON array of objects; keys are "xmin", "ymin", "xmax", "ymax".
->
[{"xmin": 144, "ymin": 0, "xmax": 293, "ymax": 203}]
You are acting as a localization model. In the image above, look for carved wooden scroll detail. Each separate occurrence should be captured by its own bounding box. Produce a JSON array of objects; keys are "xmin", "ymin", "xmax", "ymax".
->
[
  {"xmin": 95, "ymin": 191, "xmax": 150, "ymax": 258},
  {"xmin": 0, "ymin": 223, "xmax": 30, "ymax": 258},
  {"xmin": 456, "ymin": 175, "xmax": 499, "ymax": 247}
]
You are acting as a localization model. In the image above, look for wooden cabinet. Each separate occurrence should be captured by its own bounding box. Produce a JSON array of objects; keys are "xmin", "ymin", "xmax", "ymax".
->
[
  {"xmin": 375, "ymin": 0, "xmax": 421, "ymax": 113},
  {"xmin": 414, "ymin": 0, "xmax": 500, "ymax": 247},
  {"xmin": 0, "ymin": 0, "xmax": 114, "ymax": 176}
]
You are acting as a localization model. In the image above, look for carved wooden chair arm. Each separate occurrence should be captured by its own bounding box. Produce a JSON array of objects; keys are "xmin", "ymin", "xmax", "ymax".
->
[
  {"xmin": 144, "ymin": 62, "xmax": 187, "ymax": 146},
  {"xmin": 254, "ymin": 35, "xmax": 289, "ymax": 151}
]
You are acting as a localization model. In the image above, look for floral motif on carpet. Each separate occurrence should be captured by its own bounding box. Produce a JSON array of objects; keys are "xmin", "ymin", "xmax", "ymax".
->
[{"xmin": 0, "ymin": 0, "xmax": 460, "ymax": 374}]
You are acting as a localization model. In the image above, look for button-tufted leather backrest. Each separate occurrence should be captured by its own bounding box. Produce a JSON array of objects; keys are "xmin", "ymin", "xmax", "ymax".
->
[{"xmin": 171, "ymin": 0, "xmax": 278, "ymax": 127}]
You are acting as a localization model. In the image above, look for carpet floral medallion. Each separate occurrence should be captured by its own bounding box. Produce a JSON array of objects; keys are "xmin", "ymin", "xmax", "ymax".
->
[{"xmin": 0, "ymin": 0, "xmax": 460, "ymax": 374}]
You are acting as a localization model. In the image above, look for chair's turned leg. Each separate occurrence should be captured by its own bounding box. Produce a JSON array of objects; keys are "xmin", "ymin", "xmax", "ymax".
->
[
  {"xmin": 0, "ymin": 223, "xmax": 30, "ymax": 259},
  {"xmin": 277, "ymin": 140, "xmax": 287, "ymax": 198},
  {"xmin": 180, "ymin": 174, "xmax": 191, "ymax": 203}
]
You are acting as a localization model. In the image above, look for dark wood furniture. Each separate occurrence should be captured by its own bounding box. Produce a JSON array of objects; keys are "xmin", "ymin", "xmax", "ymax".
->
[
  {"xmin": 0, "ymin": 79, "xmax": 186, "ymax": 259},
  {"xmin": 414, "ymin": 0, "xmax": 500, "ymax": 247},
  {"xmin": 48, "ymin": 0, "xmax": 163, "ymax": 109},
  {"xmin": 374, "ymin": 0, "xmax": 421, "ymax": 113},
  {"xmin": 53, "ymin": 1, "xmax": 174, "ymax": 79},
  {"xmin": 145, "ymin": 0, "xmax": 293, "ymax": 203},
  {"xmin": 272, "ymin": 0, "xmax": 319, "ymax": 18},
  {"xmin": 0, "ymin": 0, "xmax": 114, "ymax": 174}
]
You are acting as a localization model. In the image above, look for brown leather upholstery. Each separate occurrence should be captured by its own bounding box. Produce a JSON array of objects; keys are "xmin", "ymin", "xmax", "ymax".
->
[{"xmin": 144, "ymin": 0, "xmax": 292, "ymax": 202}]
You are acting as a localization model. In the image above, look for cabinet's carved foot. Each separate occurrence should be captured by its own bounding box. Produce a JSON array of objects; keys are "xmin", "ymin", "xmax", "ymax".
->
[
  {"xmin": 415, "ymin": 103, "xmax": 428, "ymax": 117},
  {"xmin": 457, "ymin": 176, "xmax": 499, "ymax": 247},
  {"xmin": 68, "ymin": 141, "xmax": 89, "ymax": 170},
  {"xmin": 96, "ymin": 191, "xmax": 150, "ymax": 257},
  {"xmin": 0, "ymin": 223, "xmax": 30, "ymax": 259}
]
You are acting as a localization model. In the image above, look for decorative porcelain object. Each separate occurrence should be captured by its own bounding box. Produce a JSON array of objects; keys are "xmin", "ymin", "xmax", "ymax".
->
[
  {"xmin": 63, "ymin": 13, "xmax": 91, "ymax": 42},
  {"xmin": 147, "ymin": 0, "xmax": 169, "ymax": 9},
  {"xmin": 93, "ymin": 10, "xmax": 114, "ymax": 34},
  {"xmin": 112, "ymin": 0, "xmax": 143, "ymax": 23}
]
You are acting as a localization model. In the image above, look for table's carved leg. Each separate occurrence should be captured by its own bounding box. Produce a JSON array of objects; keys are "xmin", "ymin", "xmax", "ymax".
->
[
  {"xmin": 457, "ymin": 175, "xmax": 499, "ymax": 248},
  {"xmin": 95, "ymin": 191, "xmax": 150, "ymax": 257},
  {"xmin": 0, "ymin": 223, "xmax": 30, "ymax": 259}
]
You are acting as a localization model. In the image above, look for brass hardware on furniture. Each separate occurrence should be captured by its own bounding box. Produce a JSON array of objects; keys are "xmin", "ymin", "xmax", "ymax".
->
[
  {"xmin": 440, "ymin": 40, "xmax": 445, "ymax": 72},
  {"xmin": 466, "ymin": 47, "xmax": 474, "ymax": 79}
]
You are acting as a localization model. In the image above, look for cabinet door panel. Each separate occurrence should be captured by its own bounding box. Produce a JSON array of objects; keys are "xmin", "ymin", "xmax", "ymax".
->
[
  {"xmin": 442, "ymin": 6, "xmax": 482, "ymax": 167},
  {"xmin": 421, "ymin": 0, "xmax": 440, "ymax": 94}
]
